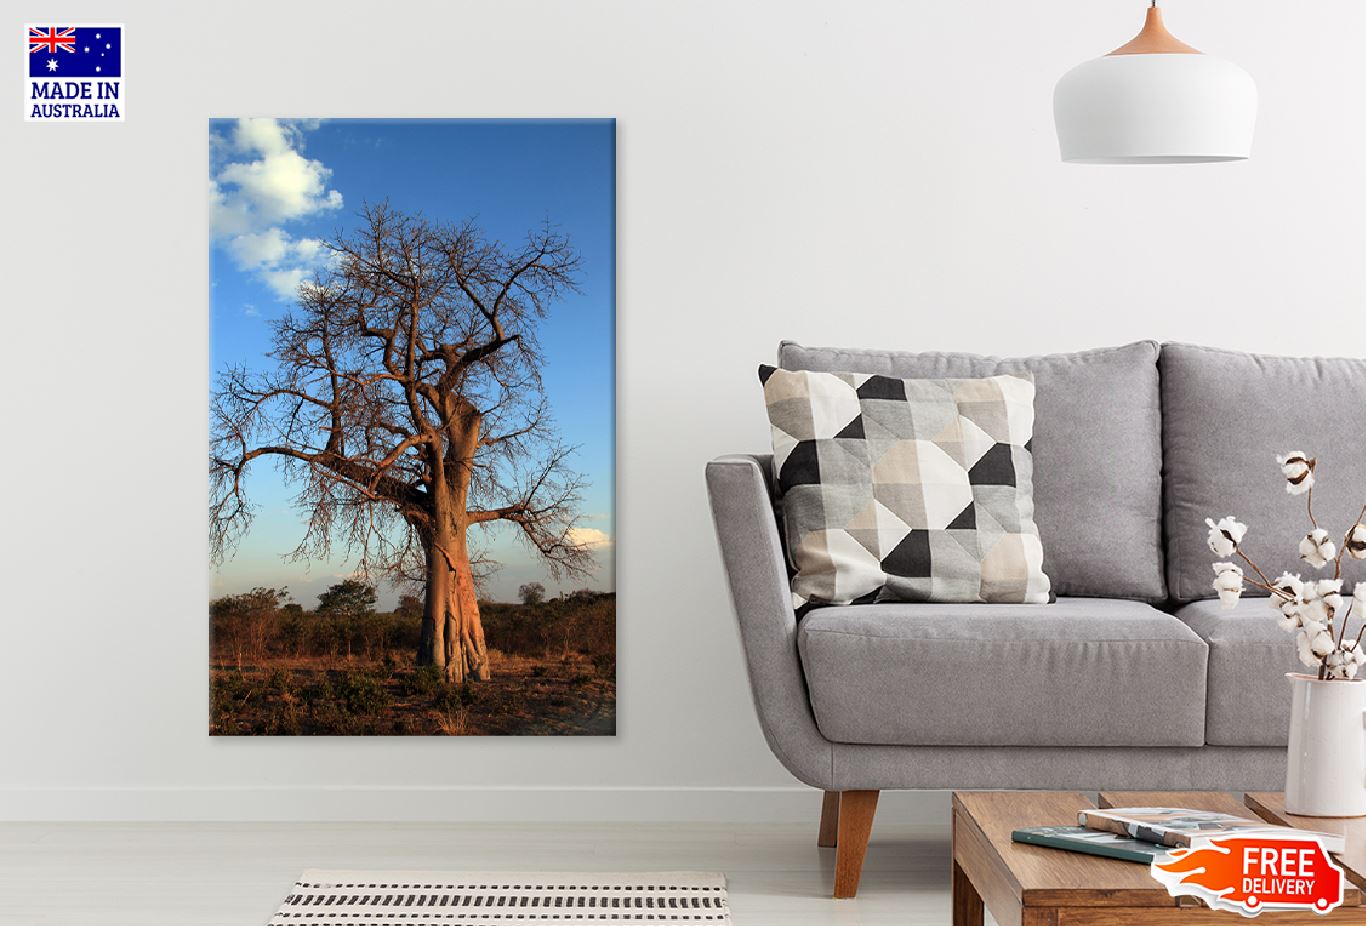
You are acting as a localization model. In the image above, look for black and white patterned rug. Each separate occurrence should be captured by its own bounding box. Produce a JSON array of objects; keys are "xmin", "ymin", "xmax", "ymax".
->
[{"xmin": 269, "ymin": 871, "xmax": 730, "ymax": 924}]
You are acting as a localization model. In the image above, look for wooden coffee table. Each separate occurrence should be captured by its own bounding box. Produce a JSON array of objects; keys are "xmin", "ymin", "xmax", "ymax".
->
[{"xmin": 952, "ymin": 791, "xmax": 1366, "ymax": 925}]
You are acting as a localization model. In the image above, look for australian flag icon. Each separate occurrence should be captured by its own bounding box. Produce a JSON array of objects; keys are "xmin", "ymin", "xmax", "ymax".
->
[{"xmin": 28, "ymin": 26, "xmax": 121, "ymax": 78}]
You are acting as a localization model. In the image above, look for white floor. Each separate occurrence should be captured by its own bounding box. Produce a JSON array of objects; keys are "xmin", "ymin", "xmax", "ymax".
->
[{"xmin": 0, "ymin": 821, "xmax": 964, "ymax": 925}]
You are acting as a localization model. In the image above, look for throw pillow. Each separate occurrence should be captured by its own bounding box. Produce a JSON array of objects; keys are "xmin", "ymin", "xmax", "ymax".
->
[
  {"xmin": 759, "ymin": 365, "xmax": 1051, "ymax": 609},
  {"xmin": 777, "ymin": 340, "xmax": 1164, "ymax": 602}
]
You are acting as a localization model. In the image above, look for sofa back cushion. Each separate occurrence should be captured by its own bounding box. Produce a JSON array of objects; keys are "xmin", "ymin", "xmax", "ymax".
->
[
  {"xmin": 1161, "ymin": 343, "xmax": 1366, "ymax": 601},
  {"xmin": 779, "ymin": 340, "xmax": 1165, "ymax": 601}
]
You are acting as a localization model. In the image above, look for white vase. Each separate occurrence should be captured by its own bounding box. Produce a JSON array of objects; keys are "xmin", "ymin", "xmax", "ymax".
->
[{"xmin": 1285, "ymin": 672, "xmax": 1366, "ymax": 817}]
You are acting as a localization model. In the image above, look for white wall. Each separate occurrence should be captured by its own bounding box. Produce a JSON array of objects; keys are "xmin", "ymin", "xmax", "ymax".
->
[{"xmin": 4, "ymin": 0, "xmax": 1365, "ymax": 822}]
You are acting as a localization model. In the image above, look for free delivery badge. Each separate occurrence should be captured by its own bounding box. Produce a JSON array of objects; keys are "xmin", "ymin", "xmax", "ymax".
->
[{"xmin": 1151, "ymin": 836, "xmax": 1346, "ymax": 917}]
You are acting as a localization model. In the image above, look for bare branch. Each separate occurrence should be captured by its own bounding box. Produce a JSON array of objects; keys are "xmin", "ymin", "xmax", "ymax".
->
[{"xmin": 210, "ymin": 203, "xmax": 592, "ymax": 600}]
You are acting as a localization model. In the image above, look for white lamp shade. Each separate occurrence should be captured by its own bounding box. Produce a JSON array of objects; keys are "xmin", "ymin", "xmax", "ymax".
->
[{"xmin": 1054, "ymin": 54, "xmax": 1258, "ymax": 163}]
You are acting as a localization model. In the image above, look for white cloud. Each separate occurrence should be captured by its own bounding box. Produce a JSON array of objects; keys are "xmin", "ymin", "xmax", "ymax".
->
[
  {"xmin": 291, "ymin": 236, "xmax": 325, "ymax": 263},
  {"xmin": 567, "ymin": 528, "xmax": 612, "ymax": 549},
  {"xmin": 260, "ymin": 268, "xmax": 309, "ymax": 300},
  {"xmin": 224, "ymin": 229, "xmax": 331, "ymax": 298},
  {"xmin": 225, "ymin": 228, "xmax": 290, "ymax": 269},
  {"xmin": 210, "ymin": 118, "xmax": 342, "ymax": 300}
]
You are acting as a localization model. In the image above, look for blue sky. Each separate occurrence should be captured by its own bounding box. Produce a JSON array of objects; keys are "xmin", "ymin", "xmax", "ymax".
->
[{"xmin": 210, "ymin": 119, "xmax": 614, "ymax": 608}]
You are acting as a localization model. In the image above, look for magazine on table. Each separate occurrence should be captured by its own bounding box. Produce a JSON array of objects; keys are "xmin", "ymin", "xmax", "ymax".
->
[{"xmin": 1077, "ymin": 807, "xmax": 1345, "ymax": 853}]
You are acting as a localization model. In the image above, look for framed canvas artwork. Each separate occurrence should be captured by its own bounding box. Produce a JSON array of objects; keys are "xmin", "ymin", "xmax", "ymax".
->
[{"xmin": 209, "ymin": 119, "xmax": 615, "ymax": 735}]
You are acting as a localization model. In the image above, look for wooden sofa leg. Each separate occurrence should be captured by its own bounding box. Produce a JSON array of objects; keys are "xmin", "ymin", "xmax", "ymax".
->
[
  {"xmin": 818, "ymin": 791, "xmax": 840, "ymax": 847},
  {"xmin": 833, "ymin": 790, "xmax": 879, "ymax": 898}
]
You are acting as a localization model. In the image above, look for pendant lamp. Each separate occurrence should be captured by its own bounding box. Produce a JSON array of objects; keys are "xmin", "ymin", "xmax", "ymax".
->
[{"xmin": 1053, "ymin": 1, "xmax": 1257, "ymax": 164}]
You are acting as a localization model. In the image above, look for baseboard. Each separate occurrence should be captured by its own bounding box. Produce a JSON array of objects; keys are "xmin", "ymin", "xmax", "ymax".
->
[{"xmin": 0, "ymin": 786, "xmax": 952, "ymax": 825}]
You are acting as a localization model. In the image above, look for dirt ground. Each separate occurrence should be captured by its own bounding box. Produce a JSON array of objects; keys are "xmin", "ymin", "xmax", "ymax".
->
[{"xmin": 210, "ymin": 649, "xmax": 615, "ymax": 736}]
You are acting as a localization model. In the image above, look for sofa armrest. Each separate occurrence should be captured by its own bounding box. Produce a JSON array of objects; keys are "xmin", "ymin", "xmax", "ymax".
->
[{"xmin": 706, "ymin": 454, "xmax": 833, "ymax": 788}]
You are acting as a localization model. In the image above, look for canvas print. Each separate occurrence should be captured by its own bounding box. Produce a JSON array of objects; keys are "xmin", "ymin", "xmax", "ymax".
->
[{"xmin": 209, "ymin": 119, "xmax": 615, "ymax": 735}]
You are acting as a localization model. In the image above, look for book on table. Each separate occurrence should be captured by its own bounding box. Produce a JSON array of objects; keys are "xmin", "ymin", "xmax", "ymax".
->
[
  {"xmin": 1077, "ymin": 807, "xmax": 1345, "ymax": 854},
  {"xmin": 1010, "ymin": 826, "xmax": 1176, "ymax": 863}
]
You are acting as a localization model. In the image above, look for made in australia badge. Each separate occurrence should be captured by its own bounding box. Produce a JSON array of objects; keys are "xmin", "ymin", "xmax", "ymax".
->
[{"xmin": 26, "ymin": 25, "xmax": 123, "ymax": 122}]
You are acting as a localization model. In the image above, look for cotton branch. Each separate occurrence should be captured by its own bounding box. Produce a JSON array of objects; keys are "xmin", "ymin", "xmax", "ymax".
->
[{"xmin": 1212, "ymin": 454, "xmax": 1366, "ymax": 680}]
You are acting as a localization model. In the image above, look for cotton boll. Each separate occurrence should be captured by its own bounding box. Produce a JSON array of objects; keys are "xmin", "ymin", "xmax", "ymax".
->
[
  {"xmin": 1300, "ymin": 592, "xmax": 1329, "ymax": 627},
  {"xmin": 1277, "ymin": 610, "xmax": 1301, "ymax": 633},
  {"xmin": 1346, "ymin": 524, "xmax": 1366, "ymax": 560},
  {"xmin": 1326, "ymin": 650, "xmax": 1349, "ymax": 678},
  {"xmin": 1205, "ymin": 516, "xmax": 1247, "ymax": 557},
  {"xmin": 1339, "ymin": 657, "xmax": 1361, "ymax": 680},
  {"xmin": 1300, "ymin": 528, "xmax": 1336, "ymax": 570},
  {"xmin": 1330, "ymin": 647, "xmax": 1361, "ymax": 679},
  {"xmin": 1318, "ymin": 579, "xmax": 1345, "ymax": 617},
  {"xmin": 1297, "ymin": 632, "xmax": 1321, "ymax": 668},
  {"xmin": 1277, "ymin": 452, "xmax": 1316, "ymax": 495},
  {"xmin": 1274, "ymin": 572, "xmax": 1305, "ymax": 601},
  {"xmin": 1278, "ymin": 599, "xmax": 1301, "ymax": 623},
  {"xmin": 1356, "ymin": 581, "xmax": 1366, "ymax": 604},
  {"xmin": 1311, "ymin": 629, "xmax": 1336, "ymax": 657},
  {"xmin": 1211, "ymin": 563, "xmax": 1244, "ymax": 609},
  {"xmin": 1273, "ymin": 573, "xmax": 1304, "ymax": 625}
]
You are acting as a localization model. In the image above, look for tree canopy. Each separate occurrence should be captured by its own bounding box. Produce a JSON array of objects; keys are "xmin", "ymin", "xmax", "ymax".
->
[{"xmin": 210, "ymin": 203, "xmax": 597, "ymax": 680}]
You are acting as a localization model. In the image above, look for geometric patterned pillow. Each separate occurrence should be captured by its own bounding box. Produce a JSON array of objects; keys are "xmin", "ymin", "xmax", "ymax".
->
[{"xmin": 759, "ymin": 366, "xmax": 1052, "ymax": 609}]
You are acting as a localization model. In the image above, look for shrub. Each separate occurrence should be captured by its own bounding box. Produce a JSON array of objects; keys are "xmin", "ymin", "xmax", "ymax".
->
[
  {"xmin": 308, "ymin": 700, "xmax": 357, "ymax": 734},
  {"xmin": 265, "ymin": 704, "xmax": 303, "ymax": 735},
  {"xmin": 338, "ymin": 671, "xmax": 389, "ymax": 716},
  {"xmin": 404, "ymin": 665, "xmax": 445, "ymax": 697},
  {"xmin": 433, "ymin": 683, "xmax": 477, "ymax": 713},
  {"xmin": 591, "ymin": 651, "xmax": 616, "ymax": 677},
  {"xmin": 210, "ymin": 587, "xmax": 290, "ymax": 667},
  {"xmin": 303, "ymin": 674, "xmax": 335, "ymax": 704},
  {"xmin": 478, "ymin": 593, "xmax": 616, "ymax": 660},
  {"xmin": 210, "ymin": 673, "xmax": 245, "ymax": 731}
]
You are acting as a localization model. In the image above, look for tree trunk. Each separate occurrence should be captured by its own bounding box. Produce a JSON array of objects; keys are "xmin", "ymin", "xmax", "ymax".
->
[
  {"xmin": 416, "ymin": 533, "xmax": 490, "ymax": 683},
  {"xmin": 416, "ymin": 410, "xmax": 491, "ymax": 683}
]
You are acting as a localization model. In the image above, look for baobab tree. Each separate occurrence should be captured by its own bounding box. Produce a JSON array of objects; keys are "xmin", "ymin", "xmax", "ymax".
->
[{"xmin": 211, "ymin": 203, "xmax": 594, "ymax": 682}]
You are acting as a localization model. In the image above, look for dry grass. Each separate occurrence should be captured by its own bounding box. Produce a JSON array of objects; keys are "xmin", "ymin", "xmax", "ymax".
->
[{"xmin": 436, "ymin": 706, "xmax": 471, "ymax": 735}]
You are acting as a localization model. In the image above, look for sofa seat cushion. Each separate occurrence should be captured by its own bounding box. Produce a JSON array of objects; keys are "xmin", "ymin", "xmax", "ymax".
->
[
  {"xmin": 778, "ymin": 341, "xmax": 1165, "ymax": 602},
  {"xmin": 798, "ymin": 598, "xmax": 1208, "ymax": 747},
  {"xmin": 1177, "ymin": 597, "xmax": 1362, "ymax": 746}
]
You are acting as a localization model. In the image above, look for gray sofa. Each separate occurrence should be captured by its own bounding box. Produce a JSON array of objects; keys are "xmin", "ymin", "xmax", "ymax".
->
[{"xmin": 706, "ymin": 341, "xmax": 1366, "ymax": 897}]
